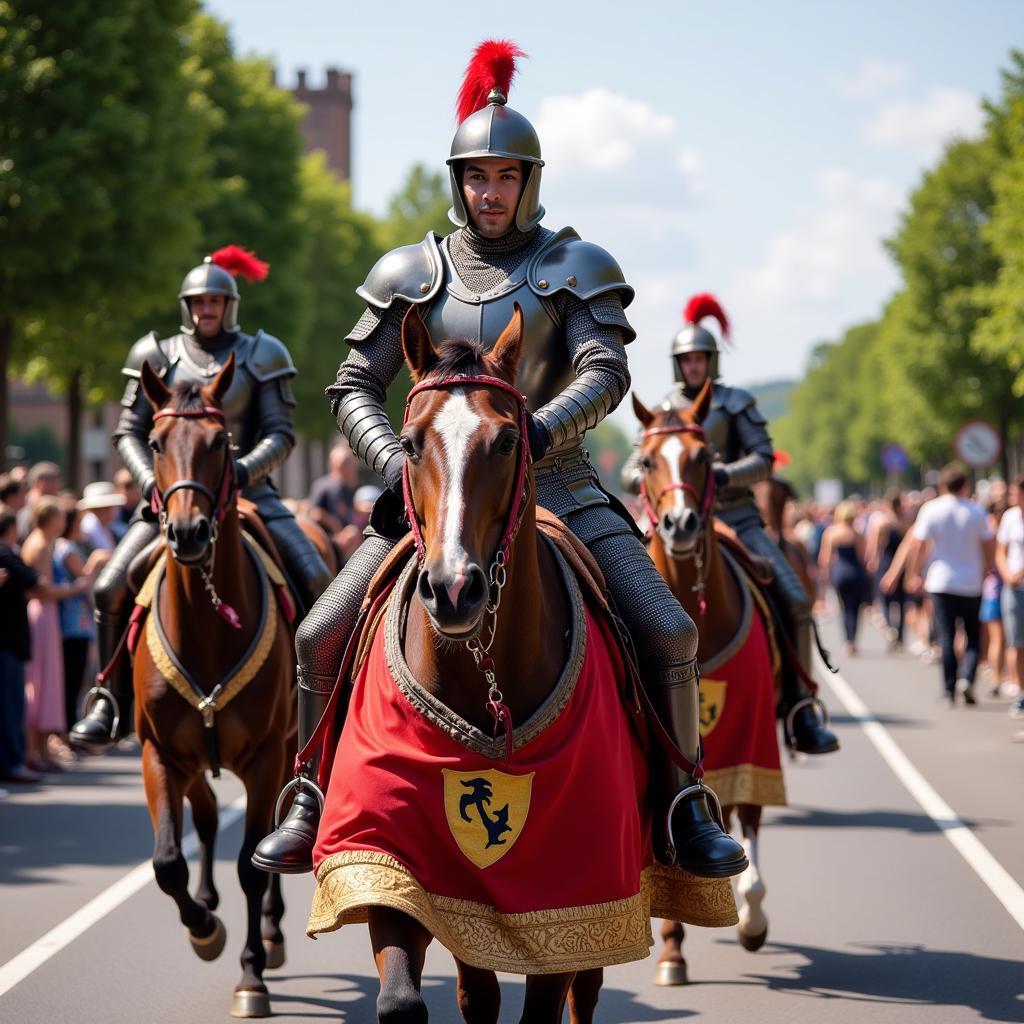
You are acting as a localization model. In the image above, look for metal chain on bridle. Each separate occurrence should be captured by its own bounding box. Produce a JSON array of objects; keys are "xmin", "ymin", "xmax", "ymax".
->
[
  {"xmin": 638, "ymin": 422, "xmax": 717, "ymax": 616},
  {"xmin": 401, "ymin": 373, "xmax": 532, "ymax": 759},
  {"xmin": 150, "ymin": 406, "xmax": 242, "ymax": 630}
]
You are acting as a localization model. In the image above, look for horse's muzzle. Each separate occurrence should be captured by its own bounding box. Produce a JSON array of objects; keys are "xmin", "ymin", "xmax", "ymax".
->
[
  {"xmin": 166, "ymin": 513, "xmax": 213, "ymax": 565},
  {"xmin": 658, "ymin": 508, "xmax": 701, "ymax": 558},
  {"xmin": 418, "ymin": 562, "xmax": 488, "ymax": 636}
]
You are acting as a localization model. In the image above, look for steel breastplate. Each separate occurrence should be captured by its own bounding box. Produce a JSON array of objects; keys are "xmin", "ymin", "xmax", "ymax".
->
[
  {"xmin": 164, "ymin": 334, "xmax": 260, "ymax": 452},
  {"xmin": 664, "ymin": 387, "xmax": 736, "ymax": 461},
  {"xmin": 423, "ymin": 243, "xmax": 568, "ymax": 413}
]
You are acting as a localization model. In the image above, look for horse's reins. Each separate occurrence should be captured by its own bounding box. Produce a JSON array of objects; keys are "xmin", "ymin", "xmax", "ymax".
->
[
  {"xmin": 150, "ymin": 405, "xmax": 241, "ymax": 629},
  {"xmin": 402, "ymin": 373, "xmax": 532, "ymax": 760},
  {"xmin": 639, "ymin": 422, "xmax": 716, "ymax": 616}
]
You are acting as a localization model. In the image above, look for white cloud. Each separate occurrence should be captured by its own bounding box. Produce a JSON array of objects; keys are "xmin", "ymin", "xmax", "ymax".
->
[
  {"xmin": 534, "ymin": 87, "xmax": 677, "ymax": 175},
  {"xmin": 864, "ymin": 86, "xmax": 984, "ymax": 160},
  {"xmin": 834, "ymin": 59, "xmax": 911, "ymax": 100}
]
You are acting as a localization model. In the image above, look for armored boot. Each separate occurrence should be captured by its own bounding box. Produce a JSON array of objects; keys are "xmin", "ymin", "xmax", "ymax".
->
[
  {"xmin": 653, "ymin": 664, "xmax": 748, "ymax": 878},
  {"xmin": 251, "ymin": 670, "xmax": 335, "ymax": 874},
  {"xmin": 781, "ymin": 615, "xmax": 839, "ymax": 755},
  {"xmin": 69, "ymin": 613, "xmax": 134, "ymax": 752}
]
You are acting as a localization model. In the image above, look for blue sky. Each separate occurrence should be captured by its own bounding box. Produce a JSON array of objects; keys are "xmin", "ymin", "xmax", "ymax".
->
[{"xmin": 206, "ymin": 0, "xmax": 1021, "ymax": 422}]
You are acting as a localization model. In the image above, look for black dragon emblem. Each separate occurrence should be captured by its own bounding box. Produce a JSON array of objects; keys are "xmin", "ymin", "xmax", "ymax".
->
[{"xmin": 459, "ymin": 777, "xmax": 512, "ymax": 849}]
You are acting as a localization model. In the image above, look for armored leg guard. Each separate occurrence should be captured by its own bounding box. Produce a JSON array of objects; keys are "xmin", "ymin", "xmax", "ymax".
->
[
  {"xmin": 251, "ymin": 670, "xmax": 334, "ymax": 874},
  {"xmin": 781, "ymin": 615, "xmax": 839, "ymax": 755},
  {"xmin": 69, "ymin": 612, "xmax": 134, "ymax": 752},
  {"xmin": 652, "ymin": 663, "xmax": 749, "ymax": 878}
]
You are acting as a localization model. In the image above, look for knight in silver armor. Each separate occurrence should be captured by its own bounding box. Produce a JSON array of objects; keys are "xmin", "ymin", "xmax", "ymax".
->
[
  {"xmin": 253, "ymin": 42, "xmax": 747, "ymax": 879},
  {"xmin": 622, "ymin": 293, "xmax": 839, "ymax": 755},
  {"xmin": 70, "ymin": 252, "xmax": 332, "ymax": 751}
]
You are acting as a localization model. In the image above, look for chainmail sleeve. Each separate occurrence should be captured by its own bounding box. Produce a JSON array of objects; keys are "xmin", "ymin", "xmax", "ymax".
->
[
  {"xmin": 325, "ymin": 302, "xmax": 408, "ymax": 487},
  {"xmin": 237, "ymin": 378, "xmax": 296, "ymax": 486},
  {"xmin": 534, "ymin": 291, "xmax": 632, "ymax": 450},
  {"xmin": 112, "ymin": 379, "xmax": 156, "ymax": 494},
  {"xmin": 719, "ymin": 408, "xmax": 774, "ymax": 489},
  {"xmin": 620, "ymin": 432, "xmax": 644, "ymax": 494}
]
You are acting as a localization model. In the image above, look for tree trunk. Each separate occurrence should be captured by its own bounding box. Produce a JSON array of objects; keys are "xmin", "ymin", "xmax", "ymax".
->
[
  {"xmin": 0, "ymin": 318, "xmax": 11, "ymax": 472},
  {"xmin": 67, "ymin": 367, "xmax": 83, "ymax": 494}
]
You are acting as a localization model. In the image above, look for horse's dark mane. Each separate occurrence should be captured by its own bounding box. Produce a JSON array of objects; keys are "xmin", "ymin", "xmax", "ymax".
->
[
  {"xmin": 426, "ymin": 338, "xmax": 500, "ymax": 383},
  {"xmin": 168, "ymin": 381, "xmax": 210, "ymax": 413}
]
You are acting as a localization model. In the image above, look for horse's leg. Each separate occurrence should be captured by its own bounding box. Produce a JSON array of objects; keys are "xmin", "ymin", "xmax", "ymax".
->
[
  {"xmin": 230, "ymin": 749, "xmax": 284, "ymax": 1019},
  {"xmin": 519, "ymin": 973, "xmax": 573, "ymax": 1024},
  {"xmin": 735, "ymin": 804, "xmax": 768, "ymax": 951},
  {"xmin": 261, "ymin": 874, "xmax": 286, "ymax": 970},
  {"xmin": 653, "ymin": 920, "xmax": 687, "ymax": 986},
  {"xmin": 141, "ymin": 740, "xmax": 226, "ymax": 960},
  {"xmin": 568, "ymin": 968, "xmax": 603, "ymax": 1024},
  {"xmin": 368, "ymin": 907, "xmax": 431, "ymax": 1023},
  {"xmin": 186, "ymin": 774, "xmax": 219, "ymax": 912},
  {"xmin": 454, "ymin": 959, "xmax": 500, "ymax": 1024}
]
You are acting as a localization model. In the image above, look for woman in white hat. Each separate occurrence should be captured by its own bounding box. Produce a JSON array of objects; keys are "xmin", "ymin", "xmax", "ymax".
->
[{"xmin": 77, "ymin": 482, "xmax": 126, "ymax": 554}]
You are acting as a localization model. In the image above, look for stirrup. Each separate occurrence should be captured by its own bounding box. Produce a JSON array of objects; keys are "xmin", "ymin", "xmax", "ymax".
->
[
  {"xmin": 784, "ymin": 694, "xmax": 831, "ymax": 751},
  {"xmin": 663, "ymin": 781, "xmax": 724, "ymax": 867},
  {"xmin": 79, "ymin": 685, "xmax": 121, "ymax": 739},
  {"xmin": 273, "ymin": 775, "xmax": 325, "ymax": 828}
]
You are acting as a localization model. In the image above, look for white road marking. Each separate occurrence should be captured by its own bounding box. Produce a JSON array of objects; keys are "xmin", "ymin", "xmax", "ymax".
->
[
  {"xmin": 435, "ymin": 389, "xmax": 481, "ymax": 580},
  {"xmin": 0, "ymin": 797, "xmax": 246, "ymax": 997},
  {"xmin": 821, "ymin": 663, "xmax": 1024, "ymax": 933}
]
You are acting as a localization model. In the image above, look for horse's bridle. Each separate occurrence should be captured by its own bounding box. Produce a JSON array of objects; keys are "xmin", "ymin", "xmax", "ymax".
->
[
  {"xmin": 639, "ymin": 422, "xmax": 717, "ymax": 616},
  {"xmin": 401, "ymin": 373, "xmax": 533, "ymax": 758}
]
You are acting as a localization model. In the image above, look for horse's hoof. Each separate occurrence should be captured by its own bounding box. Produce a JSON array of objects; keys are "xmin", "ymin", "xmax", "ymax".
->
[
  {"xmin": 230, "ymin": 986, "xmax": 271, "ymax": 1018},
  {"xmin": 263, "ymin": 939, "xmax": 285, "ymax": 969},
  {"xmin": 653, "ymin": 959, "xmax": 689, "ymax": 986},
  {"xmin": 738, "ymin": 925, "xmax": 768, "ymax": 952},
  {"xmin": 188, "ymin": 915, "xmax": 226, "ymax": 962}
]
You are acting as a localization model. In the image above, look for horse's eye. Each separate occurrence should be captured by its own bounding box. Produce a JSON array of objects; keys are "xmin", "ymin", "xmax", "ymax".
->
[
  {"xmin": 641, "ymin": 456, "xmax": 653, "ymax": 471},
  {"xmin": 497, "ymin": 433, "xmax": 518, "ymax": 457},
  {"xmin": 399, "ymin": 435, "xmax": 420, "ymax": 462},
  {"xmin": 211, "ymin": 434, "xmax": 227, "ymax": 451},
  {"xmin": 148, "ymin": 437, "xmax": 161, "ymax": 454}
]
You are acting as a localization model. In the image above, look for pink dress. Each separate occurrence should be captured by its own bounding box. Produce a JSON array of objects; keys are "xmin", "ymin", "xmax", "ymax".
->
[{"xmin": 24, "ymin": 561, "xmax": 66, "ymax": 733}]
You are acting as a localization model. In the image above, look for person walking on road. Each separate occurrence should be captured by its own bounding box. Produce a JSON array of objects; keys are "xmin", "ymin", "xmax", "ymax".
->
[
  {"xmin": 884, "ymin": 463, "xmax": 994, "ymax": 706},
  {"xmin": 819, "ymin": 500, "xmax": 869, "ymax": 656},
  {"xmin": 996, "ymin": 477, "xmax": 1024, "ymax": 717}
]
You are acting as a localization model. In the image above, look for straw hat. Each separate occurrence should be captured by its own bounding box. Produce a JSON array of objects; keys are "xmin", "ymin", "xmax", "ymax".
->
[{"xmin": 77, "ymin": 481, "xmax": 127, "ymax": 511}]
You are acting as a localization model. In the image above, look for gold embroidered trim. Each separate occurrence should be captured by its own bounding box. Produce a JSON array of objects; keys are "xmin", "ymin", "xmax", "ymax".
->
[
  {"xmin": 307, "ymin": 851, "xmax": 736, "ymax": 974},
  {"xmin": 702, "ymin": 764, "xmax": 787, "ymax": 808}
]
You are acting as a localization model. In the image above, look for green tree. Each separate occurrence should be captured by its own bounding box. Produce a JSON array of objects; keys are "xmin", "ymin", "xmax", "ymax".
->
[{"xmin": 0, "ymin": 0, "xmax": 211, "ymax": 478}]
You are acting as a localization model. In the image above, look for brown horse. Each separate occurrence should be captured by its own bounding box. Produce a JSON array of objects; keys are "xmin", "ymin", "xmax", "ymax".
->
[
  {"xmin": 305, "ymin": 307, "xmax": 734, "ymax": 1023},
  {"xmin": 633, "ymin": 381, "xmax": 786, "ymax": 985},
  {"xmin": 755, "ymin": 476, "xmax": 815, "ymax": 599},
  {"xmin": 135, "ymin": 355, "xmax": 296, "ymax": 1018}
]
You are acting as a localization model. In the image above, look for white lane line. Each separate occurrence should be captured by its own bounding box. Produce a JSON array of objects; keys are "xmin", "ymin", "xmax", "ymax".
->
[
  {"xmin": 821, "ymin": 663, "xmax": 1024, "ymax": 933},
  {"xmin": 0, "ymin": 796, "xmax": 246, "ymax": 998}
]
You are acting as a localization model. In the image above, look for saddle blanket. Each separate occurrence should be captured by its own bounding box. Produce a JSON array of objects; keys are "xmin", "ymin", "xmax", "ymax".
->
[
  {"xmin": 700, "ymin": 603, "xmax": 786, "ymax": 808},
  {"xmin": 307, "ymin": 581, "xmax": 736, "ymax": 975}
]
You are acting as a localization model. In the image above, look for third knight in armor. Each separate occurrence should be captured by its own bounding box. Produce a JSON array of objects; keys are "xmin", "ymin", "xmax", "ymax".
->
[{"xmin": 622, "ymin": 293, "xmax": 839, "ymax": 755}]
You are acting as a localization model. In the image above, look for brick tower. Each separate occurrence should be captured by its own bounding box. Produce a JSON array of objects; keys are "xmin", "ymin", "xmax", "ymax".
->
[{"xmin": 292, "ymin": 68, "xmax": 353, "ymax": 182}]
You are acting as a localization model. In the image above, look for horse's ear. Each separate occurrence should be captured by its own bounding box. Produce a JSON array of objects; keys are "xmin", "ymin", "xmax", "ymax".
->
[
  {"xmin": 691, "ymin": 378, "xmax": 713, "ymax": 424},
  {"xmin": 490, "ymin": 303, "xmax": 524, "ymax": 382},
  {"xmin": 207, "ymin": 351, "xmax": 235, "ymax": 404},
  {"xmin": 631, "ymin": 392, "xmax": 655, "ymax": 428},
  {"xmin": 140, "ymin": 360, "xmax": 171, "ymax": 410},
  {"xmin": 402, "ymin": 306, "xmax": 438, "ymax": 382}
]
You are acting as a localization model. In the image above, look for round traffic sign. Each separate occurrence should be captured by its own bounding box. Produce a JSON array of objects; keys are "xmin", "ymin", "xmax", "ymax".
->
[{"xmin": 953, "ymin": 420, "xmax": 1002, "ymax": 469}]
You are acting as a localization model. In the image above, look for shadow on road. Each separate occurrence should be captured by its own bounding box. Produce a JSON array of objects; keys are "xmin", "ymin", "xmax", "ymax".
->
[
  {"xmin": 268, "ymin": 973, "xmax": 694, "ymax": 1022},
  {"xmin": 744, "ymin": 940, "xmax": 1024, "ymax": 1023},
  {"xmin": 827, "ymin": 712, "xmax": 929, "ymax": 729},
  {"xmin": 767, "ymin": 805, "xmax": 1013, "ymax": 834}
]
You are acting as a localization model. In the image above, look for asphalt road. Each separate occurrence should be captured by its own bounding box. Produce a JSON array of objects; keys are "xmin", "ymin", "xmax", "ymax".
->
[{"xmin": 1, "ymin": 609, "xmax": 1022, "ymax": 1024}]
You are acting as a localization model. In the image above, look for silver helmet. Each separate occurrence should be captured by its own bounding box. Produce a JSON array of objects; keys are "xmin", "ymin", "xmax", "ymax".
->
[
  {"xmin": 447, "ymin": 41, "xmax": 545, "ymax": 232},
  {"xmin": 672, "ymin": 293, "xmax": 730, "ymax": 382},
  {"xmin": 178, "ymin": 257, "xmax": 240, "ymax": 335}
]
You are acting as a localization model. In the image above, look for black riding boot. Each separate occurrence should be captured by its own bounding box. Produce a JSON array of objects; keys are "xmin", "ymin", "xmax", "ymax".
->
[
  {"xmin": 653, "ymin": 664, "xmax": 748, "ymax": 878},
  {"xmin": 69, "ymin": 613, "xmax": 134, "ymax": 752},
  {"xmin": 251, "ymin": 671, "xmax": 335, "ymax": 874},
  {"xmin": 781, "ymin": 616, "xmax": 839, "ymax": 755}
]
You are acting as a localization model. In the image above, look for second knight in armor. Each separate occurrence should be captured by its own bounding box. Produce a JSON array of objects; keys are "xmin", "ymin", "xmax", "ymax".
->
[
  {"xmin": 70, "ymin": 247, "xmax": 332, "ymax": 751},
  {"xmin": 622, "ymin": 293, "xmax": 840, "ymax": 756},
  {"xmin": 253, "ymin": 41, "xmax": 747, "ymax": 880}
]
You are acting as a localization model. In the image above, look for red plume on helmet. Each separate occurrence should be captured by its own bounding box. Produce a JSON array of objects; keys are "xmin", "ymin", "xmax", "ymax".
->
[
  {"xmin": 210, "ymin": 245, "xmax": 270, "ymax": 285},
  {"xmin": 456, "ymin": 40, "xmax": 527, "ymax": 124},
  {"xmin": 683, "ymin": 293, "xmax": 731, "ymax": 346},
  {"xmin": 773, "ymin": 450, "xmax": 792, "ymax": 469}
]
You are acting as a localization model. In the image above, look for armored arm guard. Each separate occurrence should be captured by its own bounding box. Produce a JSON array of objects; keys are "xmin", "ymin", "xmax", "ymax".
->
[
  {"xmin": 621, "ymin": 432, "xmax": 644, "ymax": 495},
  {"xmin": 717, "ymin": 388, "xmax": 774, "ymax": 489},
  {"xmin": 112, "ymin": 332, "xmax": 166, "ymax": 493},
  {"xmin": 237, "ymin": 332, "xmax": 297, "ymax": 487}
]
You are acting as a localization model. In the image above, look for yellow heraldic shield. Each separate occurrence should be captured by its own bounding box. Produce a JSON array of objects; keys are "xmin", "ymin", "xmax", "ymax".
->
[
  {"xmin": 443, "ymin": 769, "xmax": 534, "ymax": 869},
  {"xmin": 698, "ymin": 678, "xmax": 727, "ymax": 738}
]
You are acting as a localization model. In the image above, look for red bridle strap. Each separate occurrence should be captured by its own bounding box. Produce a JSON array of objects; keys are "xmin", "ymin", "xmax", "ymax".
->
[{"xmin": 401, "ymin": 374, "xmax": 532, "ymax": 567}]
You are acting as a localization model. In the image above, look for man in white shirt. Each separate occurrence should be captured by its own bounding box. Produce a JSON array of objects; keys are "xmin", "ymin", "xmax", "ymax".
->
[
  {"xmin": 901, "ymin": 463, "xmax": 994, "ymax": 705},
  {"xmin": 995, "ymin": 476, "xmax": 1024, "ymax": 716}
]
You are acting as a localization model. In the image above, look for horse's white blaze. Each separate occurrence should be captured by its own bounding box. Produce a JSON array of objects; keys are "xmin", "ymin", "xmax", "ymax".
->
[
  {"xmin": 659, "ymin": 435, "xmax": 687, "ymax": 520},
  {"xmin": 435, "ymin": 389, "xmax": 482, "ymax": 586},
  {"xmin": 736, "ymin": 828, "xmax": 767, "ymax": 937}
]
